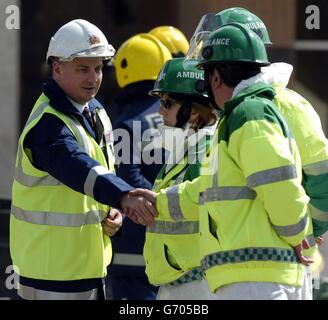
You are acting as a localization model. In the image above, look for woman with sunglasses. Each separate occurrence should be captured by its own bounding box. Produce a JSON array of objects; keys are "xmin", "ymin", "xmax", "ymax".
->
[{"xmin": 143, "ymin": 58, "xmax": 218, "ymax": 299}]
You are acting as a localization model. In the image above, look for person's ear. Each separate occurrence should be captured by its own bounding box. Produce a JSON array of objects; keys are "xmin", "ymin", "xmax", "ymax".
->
[
  {"xmin": 52, "ymin": 61, "xmax": 62, "ymax": 79},
  {"xmin": 211, "ymin": 69, "xmax": 222, "ymax": 89}
]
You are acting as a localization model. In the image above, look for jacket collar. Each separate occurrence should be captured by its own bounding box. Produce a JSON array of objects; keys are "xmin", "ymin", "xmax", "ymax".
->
[
  {"xmin": 232, "ymin": 62, "xmax": 293, "ymax": 97},
  {"xmin": 224, "ymin": 82, "xmax": 276, "ymax": 115},
  {"xmin": 43, "ymin": 77, "xmax": 103, "ymax": 139}
]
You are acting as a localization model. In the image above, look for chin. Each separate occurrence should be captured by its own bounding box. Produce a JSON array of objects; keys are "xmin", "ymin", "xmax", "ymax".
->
[{"xmin": 84, "ymin": 94, "xmax": 95, "ymax": 102}]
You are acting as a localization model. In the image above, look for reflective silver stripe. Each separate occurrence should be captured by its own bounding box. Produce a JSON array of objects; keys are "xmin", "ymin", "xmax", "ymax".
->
[
  {"xmin": 18, "ymin": 284, "xmax": 100, "ymax": 300},
  {"xmin": 14, "ymin": 171, "xmax": 60, "ymax": 187},
  {"xmin": 200, "ymin": 172, "xmax": 256, "ymax": 204},
  {"xmin": 112, "ymin": 253, "xmax": 145, "ymax": 266},
  {"xmin": 96, "ymin": 108, "xmax": 114, "ymax": 148},
  {"xmin": 167, "ymin": 185, "xmax": 184, "ymax": 220},
  {"xmin": 15, "ymin": 104, "xmax": 92, "ymax": 187},
  {"xmin": 11, "ymin": 205, "xmax": 107, "ymax": 227},
  {"xmin": 84, "ymin": 166, "xmax": 114, "ymax": 198},
  {"xmin": 309, "ymin": 204, "xmax": 328, "ymax": 222},
  {"xmin": 27, "ymin": 101, "xmax": 90, "ymax": 154},
  {"xmin": 247, "ymin": 165, "xmax": 297, "ymax": 189},
  {"xmin": 147, "ymin": 220, "xmax": 199, "ymax": 235},
  {"xmin": 97, "ymin": 108, "xmax": 113, "ymax": 139},
  {"xmin": 202, "ymin": 247, "xmax": 297, "ymax": 270},
  {"xmin": 11, "ymin": 94, "xmax": 50, "ymax": 189},
  {"xmin": 64, "ymin": 116, "xmax": 90, "ymax": 153},
  {"xmin": 174, "ymin": 169, "xmax": 187, "ymax": 185},
  {"xmin": 272, "ymin": 215, "xmax": 308, "ymax": 237},
  {"xmin": 25, "ymin": 102, "xmax": 49, "ymax": 127},
  {"xmin": 288, "ymin": 137, "xmax": 293, "ymax": 155},
  {"xmin": 199, "ymin": 186, "xmax": 256, "ymax": 204},
  {"xmin": 14, "ymin": 145, "xmax": 61, "ymax": 187},
  {"xmin": 303, "ymin": 160, "xmax": 328, "ymax": 176}
]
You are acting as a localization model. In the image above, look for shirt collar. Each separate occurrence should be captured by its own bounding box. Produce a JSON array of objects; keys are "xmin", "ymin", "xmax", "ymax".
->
[{"xmin": 67, "ymin": 96, "xmax": 87, "ymax": 114}]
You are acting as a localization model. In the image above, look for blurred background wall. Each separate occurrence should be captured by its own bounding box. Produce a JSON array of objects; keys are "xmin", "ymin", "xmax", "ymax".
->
[
  {"xmin": 0, "ymin": 0, "xmax": 19, "ymax": 200},
  {"xmin": 0, "ymin": 0, "xmax": 327, "ymax": 298}
]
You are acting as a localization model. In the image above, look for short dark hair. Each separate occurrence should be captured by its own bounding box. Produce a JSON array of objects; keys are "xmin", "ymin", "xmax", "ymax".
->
[
  {"xmin": 205, "ymin": 62, "xmax": 262, "ymax": 88},
  {"xmin": 47, "ymin": 56, "xmax": 59, "ymax": 73}
]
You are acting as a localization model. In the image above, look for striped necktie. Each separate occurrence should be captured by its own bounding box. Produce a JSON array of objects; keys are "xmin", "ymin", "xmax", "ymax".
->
[{"xmin": 82, "ymin": 105, "xmax": 95, "ymax": 131}]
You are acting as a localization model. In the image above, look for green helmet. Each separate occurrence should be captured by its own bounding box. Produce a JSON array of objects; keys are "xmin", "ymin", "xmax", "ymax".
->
[
  {"xmin": 198, "ymin": 23, "xmax": 270, "ymax": 68},
  {"xmin": 186, "ymin": 7, "xmax": 271, "ymax": 60},
  {"xmin": 212, "ymin": 8, "xmax": 271, "ymax": 45},
  {"xmin": 150, "ymin": 57, "xmax": 207, "ymax": 99}
]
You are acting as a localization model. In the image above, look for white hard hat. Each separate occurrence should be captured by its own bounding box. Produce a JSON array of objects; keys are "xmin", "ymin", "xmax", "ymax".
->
[{"xmin": 46, "ymin": 19, "xmax": 115, "ymax": 62}]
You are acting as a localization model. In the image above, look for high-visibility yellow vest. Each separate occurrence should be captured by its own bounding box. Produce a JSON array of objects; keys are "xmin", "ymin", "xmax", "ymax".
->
[
  {"xmin": 10, "ymin": 93, "xmax": 115, "ymax": 281},
  {"xmin": 144, "ymin": 126, "xmax": 215, "ymax": 285}
]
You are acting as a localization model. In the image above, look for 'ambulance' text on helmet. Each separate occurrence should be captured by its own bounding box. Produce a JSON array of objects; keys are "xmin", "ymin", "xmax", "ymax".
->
[{"xmin": 198, "ymin": 23, "xmax": 270, "ymax": 69}]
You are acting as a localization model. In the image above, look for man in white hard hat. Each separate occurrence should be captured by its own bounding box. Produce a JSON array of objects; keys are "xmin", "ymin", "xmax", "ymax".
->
[{"xmin": 10, "ymin": 19, "xmax": 156, "ymax": 300}]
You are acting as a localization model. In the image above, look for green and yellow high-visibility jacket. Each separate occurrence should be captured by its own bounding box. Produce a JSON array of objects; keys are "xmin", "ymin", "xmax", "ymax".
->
[
  {"xmin": 232, "ymin": 63, "xmax": 328, "ymax": 237},
  {"xmin": 273, "ymin": 86, "xmax": 328, "ymax": 237},
  {"xmin": 156, "ymin": 83, "xmax": 313, "ymax": 293},
  {"xmin": 144, "ymin": 125, "xmax": 216, "ymax": 285}
]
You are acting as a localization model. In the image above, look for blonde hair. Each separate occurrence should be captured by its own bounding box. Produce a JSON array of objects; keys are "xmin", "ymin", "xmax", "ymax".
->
[{"xmin": 189, "ymin": 102, "xmax": 218, "ymax": 130}]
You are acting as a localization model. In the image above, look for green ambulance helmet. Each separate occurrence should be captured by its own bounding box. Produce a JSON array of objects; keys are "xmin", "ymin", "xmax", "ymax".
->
[
  {"xmin": 150, "ymin": 57, "xmax": 207, "ymax": 99},
  {"xmin": 187, "ymin": 7, "xmax": 271, "ymax": 60},
  {"xmin": 198, "ymin": 23, "xmax": 270, "ymax": 68},
  {"xmin": 212, "ymin": 8, "xmax": 271, "ymax": 44}
]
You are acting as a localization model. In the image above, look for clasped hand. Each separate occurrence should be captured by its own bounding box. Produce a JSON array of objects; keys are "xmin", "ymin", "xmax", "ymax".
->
[
  {"xmin": 102, "ymin": 208, "xmax": 123, "ymax": 237},
  {"xmin": 120, "ymin": 188, "xmax": 158, "ymax": 226}
]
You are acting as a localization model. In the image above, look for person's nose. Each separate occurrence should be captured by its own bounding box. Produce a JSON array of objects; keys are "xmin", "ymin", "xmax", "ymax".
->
[
  {"xmin": 87, "ymin": 70, "xmax": 99, "ymax": 83},
  {"xmin": 159, "ymin": 105, "xmax": 167, "ymax": 116}
]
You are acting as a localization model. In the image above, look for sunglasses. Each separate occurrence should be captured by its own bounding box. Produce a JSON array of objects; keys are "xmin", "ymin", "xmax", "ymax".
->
[{"xmin": 159, "ymin": 98, "xmax": 180, "ymax": 110}]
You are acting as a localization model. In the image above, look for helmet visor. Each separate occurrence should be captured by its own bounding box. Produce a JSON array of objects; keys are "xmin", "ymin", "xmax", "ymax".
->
[
  {"xmin": 185, "ymin": 13, "xmax": 216, "ymax": 60},
  {"xmin": 59, "ymin": 44, "xmax": 116, "ymax": 62}
]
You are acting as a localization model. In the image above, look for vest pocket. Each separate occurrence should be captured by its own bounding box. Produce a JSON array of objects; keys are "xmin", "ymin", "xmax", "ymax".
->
[
  {"xmin": 208, "ymin": 213, "xmax": 220, "ymax": 244},
  {"xmin": 164, "ymin": 244, "xmax": 182, "ymax": 271}
]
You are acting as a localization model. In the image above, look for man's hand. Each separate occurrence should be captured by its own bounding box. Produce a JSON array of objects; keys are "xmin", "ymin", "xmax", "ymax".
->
[
  {"xmin": 102, "ymin": 208, "xmax": 123, "ymax": 237},
  {"xmin": 128, "ymin": 189, "xmax": 157, "ymax": 205},
  {"xmin": 293, "ymin": 238, "xmax": 314, "ymax": 266},
  {"xmin": 123, "ymin": 208, "xmax": 143, "ymax": 225},
  {"xmin": 120, "ymin": 189, "xmax": 158, "ymax": 227}
]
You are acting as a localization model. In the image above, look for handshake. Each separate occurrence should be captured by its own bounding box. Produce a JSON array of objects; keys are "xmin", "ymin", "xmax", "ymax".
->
[{"xmin": 120, "ymin": 189, "xmax": 158, "ymax": 226}]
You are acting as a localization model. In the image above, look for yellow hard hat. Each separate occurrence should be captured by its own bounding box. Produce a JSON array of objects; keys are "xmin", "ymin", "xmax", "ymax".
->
[
  {"xmin": 113, "ymin": 33, "xmax": 172, "ymax": 88},
  {"xmin": 149, "ymin": 26, "xmax": 189, "ymax": 57}
]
